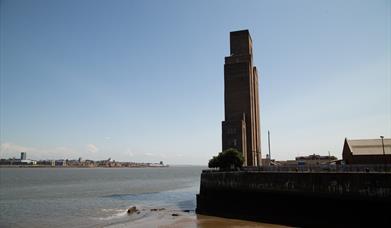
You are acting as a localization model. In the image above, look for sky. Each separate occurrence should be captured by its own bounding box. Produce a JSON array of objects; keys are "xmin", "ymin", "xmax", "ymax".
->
[{"xmin": 1, "ymin": 0, "xmax": 390, "ymax": 164}]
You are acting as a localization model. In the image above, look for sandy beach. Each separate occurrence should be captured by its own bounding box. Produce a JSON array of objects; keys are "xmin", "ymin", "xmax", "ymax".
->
[{"xmin": 109, "ymin": 207, "xmax": 288, "ymax": 228}]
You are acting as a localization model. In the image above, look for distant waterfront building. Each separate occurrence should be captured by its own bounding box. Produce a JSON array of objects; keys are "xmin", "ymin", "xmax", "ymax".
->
[
  {"xmin": 221, "ymin": 30, "xmax": 262, "ymax": 166},
  {"xmin": 273, "ymin": 154, "xmax": 337, "ymax": 166},
  {"xmin": 20, "ymin": 152, "xmax": 36, "ymax": 165},
  {"xmin": 295, "ymin": 154, "xmax": 337, "ymax": 165},
  {"xmin": 342, "ymin": 138, "xmax": 391, "ymax": 164},
  {"xmin": 20, "ymin": 159, "xmax": 36, "ymax": 165}
]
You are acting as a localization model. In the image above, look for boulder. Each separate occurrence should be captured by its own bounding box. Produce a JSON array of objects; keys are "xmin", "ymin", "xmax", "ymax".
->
[{"xmin": 127, "ymin": 206, "xmax": 138, "ymax": 214}]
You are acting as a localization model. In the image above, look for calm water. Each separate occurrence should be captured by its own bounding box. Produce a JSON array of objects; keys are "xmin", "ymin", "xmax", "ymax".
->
[{"xmin": 0, "ymin": 166, "xmax": 204, "ymax": 227}]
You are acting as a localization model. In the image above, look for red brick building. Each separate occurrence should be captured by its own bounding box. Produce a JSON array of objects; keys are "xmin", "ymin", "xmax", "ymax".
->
[{"xmin": 222, "ymin": 30, "xmax": 261, "ymax": 166}]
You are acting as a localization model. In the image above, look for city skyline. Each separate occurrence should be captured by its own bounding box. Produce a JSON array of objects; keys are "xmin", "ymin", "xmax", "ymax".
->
[{"xmin": 1, "ymin": 0, "xmax": 390, "ymax": 164}]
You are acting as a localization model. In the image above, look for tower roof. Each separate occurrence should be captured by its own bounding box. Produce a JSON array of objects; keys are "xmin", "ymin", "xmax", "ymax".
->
[{"xmin": 229, "ymin": 29, "xmax": 253, "ymax": 56}]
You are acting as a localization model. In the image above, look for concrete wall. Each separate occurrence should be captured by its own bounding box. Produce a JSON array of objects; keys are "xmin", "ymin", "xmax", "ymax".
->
[
  {"xmin": 196, "ymin": 171, "xmax": 391, "ymax": 227},
  {"xmin": 199, "ymin": 171, "xmax": 391, "ymax": 198}
]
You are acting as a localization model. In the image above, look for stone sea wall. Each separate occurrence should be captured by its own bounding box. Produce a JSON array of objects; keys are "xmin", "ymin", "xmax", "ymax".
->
[{"xmin": 196, "ymin": 171, "xmax": 391, "ymax": 227}]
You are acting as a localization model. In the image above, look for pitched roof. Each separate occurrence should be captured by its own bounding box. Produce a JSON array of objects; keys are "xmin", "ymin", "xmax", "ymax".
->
[{"xmin": 346, "ymin": 138, "xmax": 391, "ymax": 155}]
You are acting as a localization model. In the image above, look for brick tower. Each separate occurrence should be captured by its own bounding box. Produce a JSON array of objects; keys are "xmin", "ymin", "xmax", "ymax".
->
[{"xmin": 222, "ymin": 30, "xmax": 261, "ymax": 166}]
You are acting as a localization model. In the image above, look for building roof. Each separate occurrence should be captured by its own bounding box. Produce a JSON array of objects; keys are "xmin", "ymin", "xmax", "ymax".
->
[
  {"xmin": 296, "ymin": 154, "xmax": 337, "ymax": 161},
  {"xmin": 346, "ymin": 138, "xmax": 391, "ymax": 155}
]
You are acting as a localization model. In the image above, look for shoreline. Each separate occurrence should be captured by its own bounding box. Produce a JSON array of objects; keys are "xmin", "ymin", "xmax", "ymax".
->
[
  {"xmin": 0, "ymin": 165, "xmax": 170, "ymax": 168},
  {"xmin": 126, "ymin": 215, "xmax": 288, "ymax": 228},
  {"xmin": 107, "ymin": 207, "xmax": 288, "ymax": 228}
]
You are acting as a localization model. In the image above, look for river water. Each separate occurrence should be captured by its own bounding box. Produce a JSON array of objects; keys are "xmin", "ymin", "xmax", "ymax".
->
[{"xmin": 0, "ymin": 166, "xmax": 205, "ymax": 227}]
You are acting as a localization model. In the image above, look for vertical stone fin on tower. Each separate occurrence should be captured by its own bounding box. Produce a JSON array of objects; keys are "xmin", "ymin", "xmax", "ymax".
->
[
  {"xmin": 222, "ymin": 30, "xmax": 262, "ymax": 166},
  {"xmin": 253, "ymin": 67, "xmax": 262, "ymax": 165}
]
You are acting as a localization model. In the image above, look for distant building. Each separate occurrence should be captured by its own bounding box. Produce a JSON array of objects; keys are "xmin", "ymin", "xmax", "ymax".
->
[
  {"xmin": 277, "ymin": 160, "xmax": 299, "ymax": 166},
  {"xmin": 276, "ymin": 154, "xmax": 337, "ymax": 166},
  {"xmin": 21, "ymin": 159, "xmax": 36, "ymax": 165},
  {"xmin": 262, "ymin": 158, "xmax": 278, "ymax": 166},
  {"xmin": 295, "ymin": 154, "xmax": 338, "ymax": 165},
  {"xmin": 342, "ymin": 138, "xmax": 391, "ymax": 164},
  {"xmin": 262, "ymin": 154, "xmax": 279, "ymax": 166},
  {"xmin": 19, "ymin": 152, "xmax": 37, "ymax": 165}
]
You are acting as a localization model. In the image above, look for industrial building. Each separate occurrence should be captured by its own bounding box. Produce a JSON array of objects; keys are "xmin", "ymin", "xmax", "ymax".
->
[{"xmin": 342, "ymin": 138, "xmax": 391, "ymax": 164}]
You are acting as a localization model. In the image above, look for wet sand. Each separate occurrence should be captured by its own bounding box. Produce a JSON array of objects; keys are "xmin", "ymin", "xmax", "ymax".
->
[
  {"xmin": 164, "ymin": 214, "xmax": 288, "ymax": 228},
  {"xmin": 109, "ymin": 208, "xmax": 288, "ymax": 228}
]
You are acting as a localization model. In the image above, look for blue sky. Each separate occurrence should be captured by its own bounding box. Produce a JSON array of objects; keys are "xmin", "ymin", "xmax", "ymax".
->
[{"xmin": 1, "ymin": 0, "xmax": 390, "ymax": 164}]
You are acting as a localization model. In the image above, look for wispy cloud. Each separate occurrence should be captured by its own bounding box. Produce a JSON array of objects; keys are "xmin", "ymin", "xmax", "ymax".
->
[
  {"xmin": 0, "ymin": 143, "xmax": 77, "ymax": 160},
  {"xmin": 127, "ymin": 148, "xmax": 135, "ymax": 157},
  {"xmin": 86, "ymin": 144, "xmax": 98, "ymax": 153},
  {"xmin": 1, "ymin": 143, "xmax": 33, "ymax": 154}
]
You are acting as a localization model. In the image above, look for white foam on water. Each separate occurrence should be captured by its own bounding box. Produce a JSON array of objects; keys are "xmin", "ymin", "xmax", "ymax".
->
[{"xmin": 98, "ymin": 211, "xmax": 127, "ymax": 221}]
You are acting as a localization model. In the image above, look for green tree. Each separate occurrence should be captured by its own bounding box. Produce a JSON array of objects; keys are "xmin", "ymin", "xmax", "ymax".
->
[
  {"xmin": 208, "ymin": 148, "xmax": 244, "ymax": 170},
  {"xmin": 208, "ymin": 156, "xmax": 219, "ymax": 168}
]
